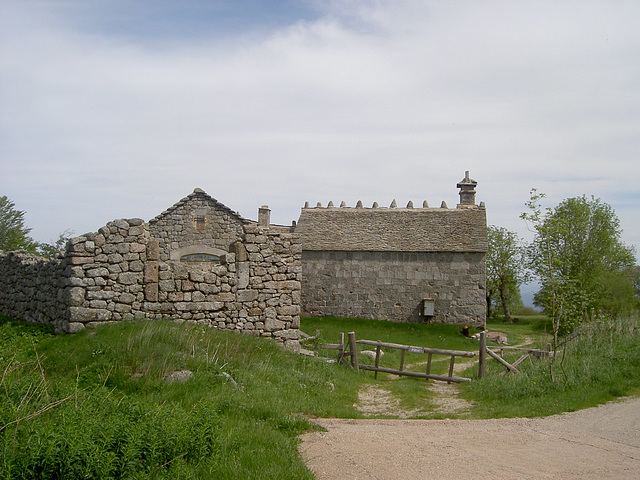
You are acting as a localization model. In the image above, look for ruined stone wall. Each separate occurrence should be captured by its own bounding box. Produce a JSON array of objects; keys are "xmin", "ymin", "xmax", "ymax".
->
[
  {"xmin": 301, "ymin": 251, "xmax": 486, "ymax": 326},
  {"xmin": 0, "ymin": 251, "xmax": 68, "ymax": 331},
  {"xmin": 143, "ymin": 225, "xmax": 302, "ymax": 348},
  {"xmin": 0, "ymin": 219, "xmax": 302, "ymax": 349},
  {"xmin": 63, "ymin": 218, "xmax": 151, "ymax": 331}
]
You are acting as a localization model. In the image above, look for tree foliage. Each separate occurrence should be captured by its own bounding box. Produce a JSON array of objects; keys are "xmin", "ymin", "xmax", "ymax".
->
[
  {"xmin": 522, "ymin": 190, "xmax": 636, "ymax": 336},
  {"xmin": 0, "ymin": 196, "xmax": 36, "ymax": 253},
  {"xmin": 35, "ymin": 229, "xmax": 74, "ymax": 258},
  {"xmin": 0, "ymin": 196, "xmax": 72, "ymax": 257},
  {"xmin": 486, "ymin": 226, "xmax": 526, "ymax": 321}
]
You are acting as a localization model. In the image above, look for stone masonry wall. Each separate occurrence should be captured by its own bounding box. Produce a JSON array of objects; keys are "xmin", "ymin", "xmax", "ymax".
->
[
  {"xmin": 302, "ymin": 250, "xmax": 486, "ymax": 326},
  {"xmin": 0, "ymin": 219, "xmax": 302, "ymax": 349},
  {"xmin": 149, "ymin": 189, "xmax": 248, "ymax": 262},
  {"xmin": 0, "ymin": 251, "xmax": 68, "ymax": 332},
  {"xmin": 64, "ymin": 218, "xmax": 151, "ymax": 330},
  {"xmin": 143, "ymin": 225, "xmax": 302, "ymax": 348}
]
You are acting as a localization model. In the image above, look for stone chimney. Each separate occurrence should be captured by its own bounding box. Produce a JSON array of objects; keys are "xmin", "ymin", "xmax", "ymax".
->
[
  {"xmin": 457, "ymin": 171, "xmax": 477, "ymax": 207},
  {"xmin": 258, "ymin": 205, "xmax": 271, "ymax": 227}
]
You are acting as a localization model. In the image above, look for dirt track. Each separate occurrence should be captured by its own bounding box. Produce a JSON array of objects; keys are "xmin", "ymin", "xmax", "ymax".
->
[{"xmin": 300, "ymin": 396, "xmax": 640, "ymax": 479}]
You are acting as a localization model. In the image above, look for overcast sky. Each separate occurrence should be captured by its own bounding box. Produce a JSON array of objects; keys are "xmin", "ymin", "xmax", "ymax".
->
[{"xmin": 1, "ymin": 0, "xmax": 639, "ymax": 264}]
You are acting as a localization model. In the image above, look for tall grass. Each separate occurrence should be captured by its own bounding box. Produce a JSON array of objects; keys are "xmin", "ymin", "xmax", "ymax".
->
[
  {"xmin": 460, "ymin": 314, "xmax": 640, "ymax": 418},
  {"xmin": 0, "ymin": 317, "xmax": 362, "ymax": 479},
  {"xmin": 3, "ymin": 313, "xmax": 639, "ymax": 477}
]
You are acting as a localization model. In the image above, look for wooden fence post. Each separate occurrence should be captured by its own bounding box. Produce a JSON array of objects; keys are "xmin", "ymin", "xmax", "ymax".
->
[
  {"xmin": 478, "ymin": 331, "xmax": 486, "ymax": 378},
  {"xmin": 348, "ymin": 332, "xmax": 359, "ymax": 372},
  {"xmin": 338, "ymin": 332, "xmax": 346, "ymax": 365}
]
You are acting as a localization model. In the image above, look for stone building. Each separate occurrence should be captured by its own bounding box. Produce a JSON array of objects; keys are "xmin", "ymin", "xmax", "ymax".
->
[
  {"xmin": 0, "ymin": 189, "xmax": 302, "ymax": 348},
  {"xmin": 1, "ymin": 173, "xmax": 487, "ymax": 337},
  {"xmin": 295, "ymin": 172, "xmax": 487, "ymax": 326}
]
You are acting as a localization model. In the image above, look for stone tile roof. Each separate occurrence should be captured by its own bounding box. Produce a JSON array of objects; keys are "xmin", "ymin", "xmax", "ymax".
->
[{"xmin": 295, "ymin": 206, "xmax": 487, "ymax": 252}]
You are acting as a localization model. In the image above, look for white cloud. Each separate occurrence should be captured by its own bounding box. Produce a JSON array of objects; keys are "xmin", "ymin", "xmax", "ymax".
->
[{"xmin": 1, "ymin": 0, "xmax": 639, "ymax": 256}]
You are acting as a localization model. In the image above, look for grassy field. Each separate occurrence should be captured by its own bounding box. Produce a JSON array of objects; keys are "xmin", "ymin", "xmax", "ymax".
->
[
  {"xmin": 301, "ymin": 314, "xmax": 640, "ymax": 419},
  {"xmin": 460, "ymin": 315, "xmax": 640, "ymax": 418},
  {"xmin": 2, "ymin": 313, "xmax": 639, "ymax": 478},
  {"xmin": 301, "ymin": 315, "xmax": 553, "ymax": 381},
  {"xmin": 0, "ymin": 317, "xmax": 362, "ymax": 479}
]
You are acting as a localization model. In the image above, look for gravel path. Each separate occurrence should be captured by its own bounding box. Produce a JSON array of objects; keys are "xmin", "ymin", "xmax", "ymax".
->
[{"xmin": 300, "ymin": 396, "xmax": 640, "ymax": 480}]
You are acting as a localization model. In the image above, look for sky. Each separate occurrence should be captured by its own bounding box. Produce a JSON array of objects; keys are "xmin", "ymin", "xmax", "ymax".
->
[{"xmin": 2, "ymin": 0, "xmax": 639, "ymax": 268}]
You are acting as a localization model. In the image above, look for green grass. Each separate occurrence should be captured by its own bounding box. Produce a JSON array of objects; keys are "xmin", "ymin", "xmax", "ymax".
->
[
  {"xmin": 485, "ymin": 314, "xmax": 553, "ymax": 347},
  {"xmin": 0, "ymin": 316, "xmax": 363, "ymax": 479},
  {"xmin": 2, "ymin": 313, "xmax": 639, "ymax": 478},
  {"xmin": 301, "ymin": 316, "xmax": 485, "ymax": 417},
  {"xmin": 459, "ymin": 315, "xmax": 640, "ymax": 418},
  {"xmin": 302, "ymin": 316, "xmax": 478, "ymax": 375},
  {"xmin": 302, "ymin": 314, "xmax": 640, "ymax": 419},
  {"xmin": 303, "ymin": 316, "xmax": 478, "ymax": 351}
]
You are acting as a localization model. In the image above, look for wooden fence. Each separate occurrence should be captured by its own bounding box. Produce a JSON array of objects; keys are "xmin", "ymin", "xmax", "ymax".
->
[
  {"xmin": 313, "ymin": 330, "xmax": 560, "ymax": 381},
  {"xmin": 478, "ymin": 331, "xmax": 554, "ymax": 377},
  {"xmin": 321, "ymin": 332, "xmax": 475, "ymax": 383}
]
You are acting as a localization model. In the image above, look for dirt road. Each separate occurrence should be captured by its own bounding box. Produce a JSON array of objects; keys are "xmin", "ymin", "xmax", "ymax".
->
[{"xmin": 300, "ymin": 396, "xmax": 640, "ymax": 479}]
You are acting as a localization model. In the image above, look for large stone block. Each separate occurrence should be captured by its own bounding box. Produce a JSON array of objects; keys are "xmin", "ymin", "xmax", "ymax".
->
[
  {"xmin": 146, "ymin": 240, "xmax": 160, "ymax": 261},
  {"xmin": 236, "ymin": 289, "xmax": 258, "ymax": 302},
  {"xmin": 159, "ymin": 280, "xmax": 175, "ymax": 292},
  {"xmin": 86, "ymin": 267, "xmax": 109, "ymax": 278},
  {"xmin": 264, "ymin": 318, "xmax": 285, "ymax": 331},
  {"xmin": 118, "ymin": 272, "xmax": 141, "ymax": 285},
  {"xmin": 128, "ymin": 226, "xmax": 145, "ymax": 237},
  {"xmin": 129, "ymin": 260, "xmax": 144, "ymax": 272},
  {"xmin": 118, "ymin": 292, "xmax": 137, "ymax": 304},
  {"xmin": 144, "ymin": 261, "xmax": 159, "ymax": 283},
  {"xmin": 66, "ymin": 322, "xmax": 86, "ymax": 334},
  {"xmin": 67, "ymin": 286, "xmax": 85, "ymax": 306},
  {"xmin": 277, "ymin": 305, "xmax": 300, "ymax": 316},
  {"xmin": 274, "ymin": 329, "xmax": 301, "ymax": 340},
  {"xmin": 68, "ymin": 306, "xmax": 111, "ymax": 323},
  {"xmin": 216, "ymin": 292, "xmax": 235, "ymax": 302},
  {"xmin": 69, "ymin": 255, "xmax": 94, "ymax": 265}
]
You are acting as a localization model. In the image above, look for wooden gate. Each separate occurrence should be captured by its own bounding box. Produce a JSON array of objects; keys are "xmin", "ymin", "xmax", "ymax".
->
[{"xmin": 320, "ymin": 332, "xmax": 475, "ymax": 383}]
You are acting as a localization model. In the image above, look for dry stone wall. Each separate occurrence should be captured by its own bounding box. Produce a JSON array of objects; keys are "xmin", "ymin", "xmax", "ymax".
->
[
  {"xmin": 143, "ymin": 225, "xmax": 302, "ymax": 348},
  {"xmin": 0, "ymin": 252, "xmax": 67, "ymax": 332},
  {"xmin": 64, "ymin": 218, "xmax": 150, "ymax": 330},
  {"xmin": 0, "ymin": 219, "xmax": 302, "ymax": 349}
]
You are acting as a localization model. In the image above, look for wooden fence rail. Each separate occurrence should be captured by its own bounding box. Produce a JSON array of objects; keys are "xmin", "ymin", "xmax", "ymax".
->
[
  {"xmin": 478, "ymin": 331, "xmax": 555, "ymax": 377},
  {"xmin": 318, "ymin": 331, "xmax": 560, "ymax": 382},
  {"xmin": 353, "ymin": 337, "xmax": 475, "ymax": 383}
]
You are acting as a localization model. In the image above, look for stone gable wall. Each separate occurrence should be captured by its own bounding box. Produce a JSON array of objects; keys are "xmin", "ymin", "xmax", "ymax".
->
[{"xmin": 149, "ymin": 190, "xmax": 249, "ymax": 262}]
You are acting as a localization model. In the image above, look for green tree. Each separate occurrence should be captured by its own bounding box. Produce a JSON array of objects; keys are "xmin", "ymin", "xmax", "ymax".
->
[
  {"xmin": 0, "ymin": 195, "xmax": 37, "ymax": 253},
  {"xmin": 522, "ymin": 190, "xmax": 636, "ymax": 339},
  {"xmin": 35, "ymin": 229, "xmax": 74, "ymax": 258},
  {"xmin": 486, "ymin": 226, "xmax": 526, "ymax": 321}
]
